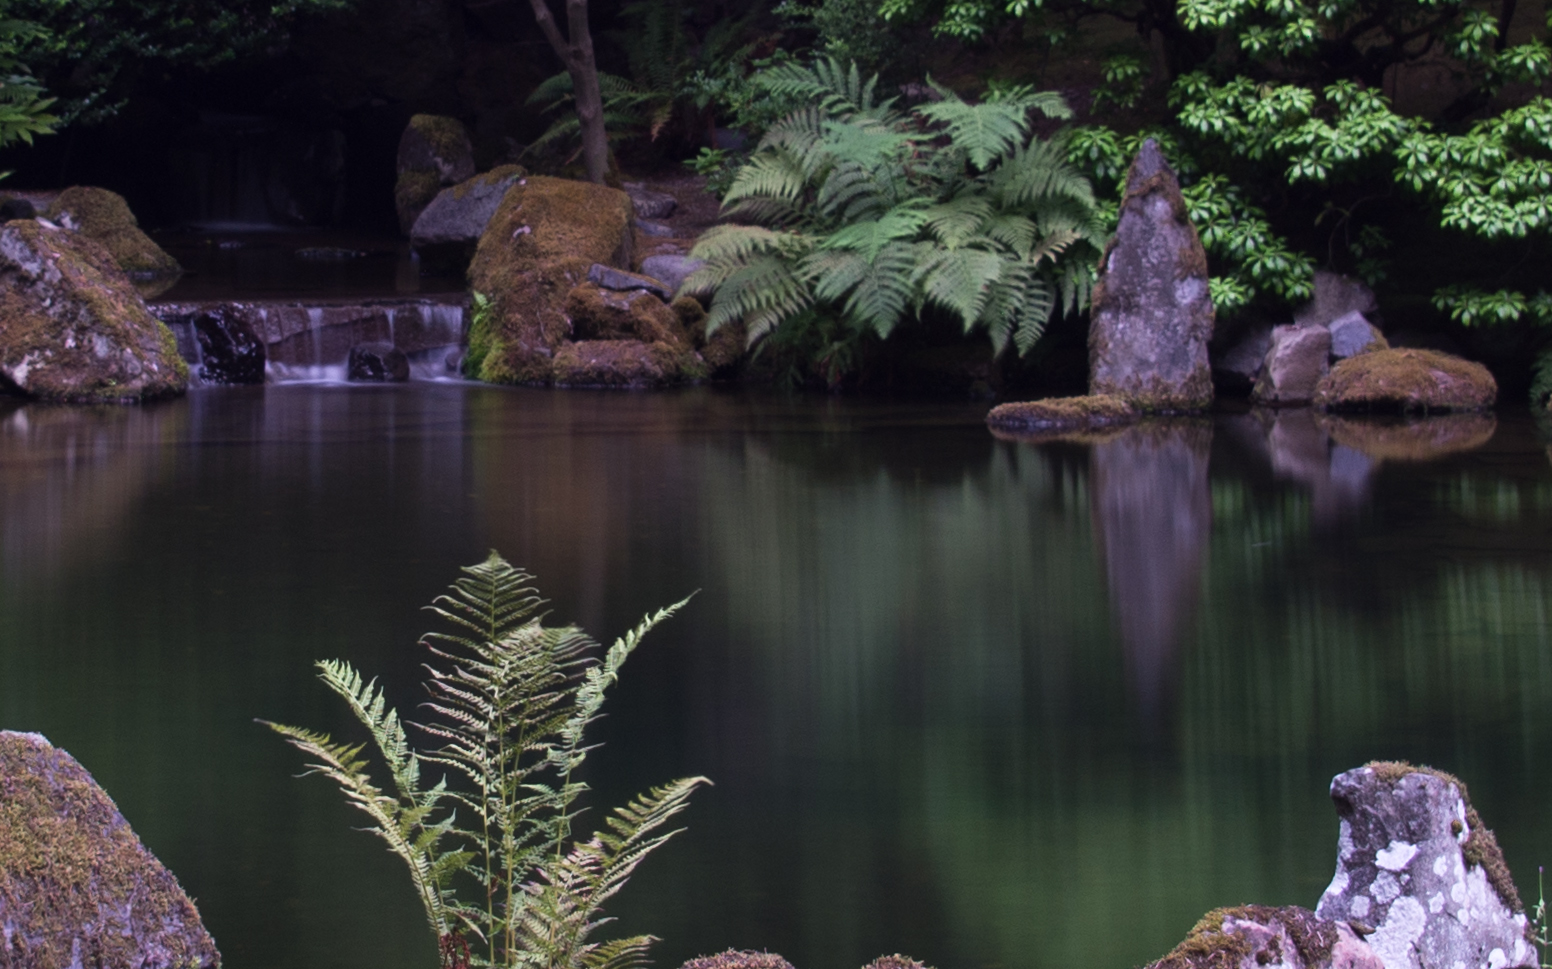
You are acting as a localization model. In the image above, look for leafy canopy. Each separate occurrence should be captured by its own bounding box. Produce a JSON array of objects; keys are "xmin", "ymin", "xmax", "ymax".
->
[
  {"xmin": 263, "ymin": 552, "xmax": 707, "ymax": 969},
  {"xmin": 686, "ymin": 58, "xmax": 1104, "ymax": 363}
]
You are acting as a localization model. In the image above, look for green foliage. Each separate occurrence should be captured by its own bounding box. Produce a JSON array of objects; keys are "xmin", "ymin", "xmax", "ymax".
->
[
  {"xmin": 263, "ymin": 552, "xmax": 707, "ymax": 969},
  {"xmin": 6, "ymin": 0, "xmax": 351, "ymax": 124},
  {"xmin": 686, "ymin": 57, "xmax": 1102, "ymax": 366},
  {"xmin": 684, "ymin": 147, "xmax": 741, "ymax": 198},
  {"xmin": 525, "ymin": 71, "xmax": 662, "ymax": 163},
  {"xmin": 775, "ymin": 0, "xmax": 899, "ymax": 70}
]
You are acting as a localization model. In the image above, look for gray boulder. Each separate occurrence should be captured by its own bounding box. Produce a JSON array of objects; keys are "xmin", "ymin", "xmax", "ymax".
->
[
  {"xmin": 641, "ymin": 254, "xmax": 706, "ymax": 298},
  {"xmin": 1314, "ymin": 763, "xmax": 1534, "ymax": 969},
  {"xmin": 1252, "ymin": 323, "xmax": 1331, "ymax": 406},
  {"xmin": 348, "ymin": 341, "xmax": 410, "ymax": 381},
  {"xmin": 588, "ymin": 262, "xmax": 672, "ymax": 300},
  {"xmin": 0, "ymin": 220, "xmax": 187, "ymax": 402},
  {"xmin": 410, "ymin": 168, "xmax": 526, "ymax": 247},
  {"xmin": 0, "ymin": 730, "xmax": 221, "ymax": 969},
  {"xmin": 624, "ymin": 183, "xmax": 677, "ymax": 219},
  {"xmin": 1329, "ymin": 310, "xmax": 1388, "ymax": 359},
  {"xmin": 1088, "ymin": 139, "xmax": 1215, "ymax": 411},
  {"xmin": 1296, "ymin": 270, "xmax": 1379, "ymax": 329}
]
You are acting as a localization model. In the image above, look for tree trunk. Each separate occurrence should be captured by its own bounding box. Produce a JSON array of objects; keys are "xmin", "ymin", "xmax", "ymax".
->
[{"xmin": 525, "ymin": 0, "xmax": 609, "ymax": 184}]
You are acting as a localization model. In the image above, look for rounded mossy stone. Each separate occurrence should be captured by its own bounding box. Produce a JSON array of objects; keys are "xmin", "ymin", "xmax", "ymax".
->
[
  {"xmin": 45, "ymin": 186, "xmax": 181, "ymax": 277},
  {"xmin": 0, "ymin": 731, "xmax": 221, "ymax": 969},
  {"xmin": 469, "ymin": 175, "xmax": 634, "ymax": 285},
  {"xmin": 985, "ymin": 394, "xmax": 1138, "ymax": 432},
  {"xmin": 1315, "ymin": 348, "xmax": 1497, "ymax": 413},
  {"xmin": 408, "ymin": 114, "xmax": 470, "ymax": 161}
]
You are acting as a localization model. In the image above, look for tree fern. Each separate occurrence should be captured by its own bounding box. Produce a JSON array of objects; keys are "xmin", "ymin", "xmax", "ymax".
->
[
  {"xmin": 685, "ymin": 56, "xmax": 1103, "ymax": 371},
  {"xmin": 263, "ymin": 552, "xmax": 707, "ymax": 969}
]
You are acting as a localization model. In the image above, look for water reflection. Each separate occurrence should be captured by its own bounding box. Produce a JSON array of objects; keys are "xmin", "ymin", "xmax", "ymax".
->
[{"xmin": 1088, "ymin": 421, "xmax": 1212, "ymax": 724}]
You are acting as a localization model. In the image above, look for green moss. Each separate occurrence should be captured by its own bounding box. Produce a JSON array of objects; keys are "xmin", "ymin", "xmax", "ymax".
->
[
  {"xmin": 451, "ymin": 164, "xmax": 527, "ymax": 201},
  {"xmin": 1316, "ymin": 349, "xmax": 1497, "ymax": 413},
  {"xmin": 1149, "ymin": 906, "xmax": 1336, "ymax": 969},
  {"xmin": 1362, "ymin": 761, "xmax": 1523, "ymax": 914},
  {"xmin": 45, "ymin": 186, "xmax": 181, "ymax": 277},
  {"xmin": 407, "ymin": 114, "xmax": 471, "ymax": 164},
  {"xmin": 986, "ymin": 394, "xmax": 1137, "ymax": 431},
  {"xmin": 0, "ymin": 732, "xmax": 219, "ymax": 969}
]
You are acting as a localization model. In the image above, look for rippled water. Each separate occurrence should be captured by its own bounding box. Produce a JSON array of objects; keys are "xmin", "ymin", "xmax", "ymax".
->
[{"xmin": 2, "ymin": 388, "xmax": 1551, "ymax": 969}]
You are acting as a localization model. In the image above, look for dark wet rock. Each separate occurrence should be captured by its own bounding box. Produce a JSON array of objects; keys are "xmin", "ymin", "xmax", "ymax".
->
[
  {"xmin": 1215, "ymin": 323, "xmax": 1274, "ymax": 394},
  {"xmin": 395, "ymin": 115, "xmax": 478, "ymax": 234},
  {"xmin": 348, "ymin": 341, "xmax": 410, "ymax": 381},
  {"xmin": 680, "ymin": 951, "xmax": 795, "ymax": 969},
  {"xmin": 986, "ymin": 395, "xmax": 1137, "ymax": 433},
  {"xmin": 1252, "ymin": 323, "xmax": 1331, "ymax": 406},
  {"xmin": 0, "ymin": 220, "xmax": 187, "ymax": 402},
  {"xmin": 1316, "ymin": 413, "xmax": 1496, "ymax": 461},
  {"xmin": 410, "ymin": 166, "xmax": 526, "ymax": 248},
  {"xmin": 1145, "ymin": 905, "xmax": 1380, "ymax": 969},
  {"xmin": 1089, "ymin": 139, "xmax": 1214, "ymax": 411},
  {"xmin": 45, "ymin": 186, "xmax": 181, "ymax": 279},
  {"xmin": 1329, "ymin": 310, "xmax": 1388, "ymax": 360},
  {"xmin": 1295, "ymin": 270, "xmax": 1379, "ymax": 329},
  {"xmin": 465, "ymin": 177, "xmax": 636, "ymax": 385},
  {"xmin": 395, "ymin": 170, "xmax": 443, "ymax": 236},
  {"xmin": 641, "ymin": 254, "xmax": 705, "ymax": 297},
  {"xmin": 295, "ymin": 246, "xmax": 368, "ymax": 261},
  {"xmin": 1315, "ymin": 762, "xmax": 1533, "ymax": 969},
  {"xmin": 587, "ymin": 262, "xmax": 672, "ymax": 300},
  {"xmin": 0, "ymin": 196, "xmax": 35, "ymax": 220},
  {"xmin": 637, "ymin": 219, "xmax": 676, "ymax": 237},
  {"xmin": 551, "ymin": 338, "xmax": 691, "ymax": 387},
  {"xmin": 176, "ymin": 306, "xmax": 266, "ymax": 384},
  {"xmin": 0, "ymin": 730, "xmax": 221, "ymax": 969},
  {"xmin": 624, "ymin": 183, "xmax": 677, "ymax": 219},
  {"xmin": 1315, "ymin": 349, "xmax": 1496, "ymax": 413}
]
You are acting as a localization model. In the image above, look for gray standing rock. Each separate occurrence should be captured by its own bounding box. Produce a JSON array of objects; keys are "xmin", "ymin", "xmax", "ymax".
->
[
  {"xmin": 1252, "ymin": 323, "xmax": 1332, "ymax": 406},
  {"xmin": 1296, "ymin": 270, "xmax": 1379, "ymax": 329},
  {"xmin": 1089, "ymin": 139, "xmax": 1215, "ymax": 411},
  {"xmin": 0, "ymin": 730, "xmax": 221, "ymax": 969},
  {"xmin": 1329, "ymin": 310, "xmax": 1388, "ymax": 360},
  {"xmin": 1314, "ymin": 763, "xmax": 1534, "ymax": 969},
  {"xmin": 0, "ymin": 220, "xmax": 187, "ymax": 402},
  {"xmin": 410, "ymin": 166, "xmax": 526, "ymax": 247}
]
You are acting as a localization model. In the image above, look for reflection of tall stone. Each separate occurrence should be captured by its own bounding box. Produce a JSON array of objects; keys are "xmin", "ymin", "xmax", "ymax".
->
[{"xmin": 1089, "ymin": 421, "xmax": 1212, "ymax": 721}]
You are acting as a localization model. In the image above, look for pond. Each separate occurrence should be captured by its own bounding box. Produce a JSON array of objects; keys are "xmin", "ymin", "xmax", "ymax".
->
[{"xmin": 2, "ymin": 386, "xmax": 1552, "ymax": 969}]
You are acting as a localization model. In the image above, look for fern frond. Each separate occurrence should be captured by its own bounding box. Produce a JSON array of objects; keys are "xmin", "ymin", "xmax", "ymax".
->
[
  {"xmin": 922, "ymin": 197, "xmax": 995, "ymax": 249},
  {"xmin": 990, "ymin": 138, "xmax": 1096, "ymax": 210},
  {"xmin": 700, "ymin": 253, "xmax": 816, "ymax": 336},
  {"xmin": 424, "ymin": 550, "xmax": 545, "ymax": 642},
  {"xmin": 915, "ymin": 246, "xmax": 1005, "ymax": 331},
  {"xmin": 804, "ymin": 242, "xmax": 921, "ymax": 339},
  {"xmin": 822, "ymin": 204, "xmax": 928, "ymax": 260},
  {"xmin": 916, "ymin": 93, "xmax": 1032, "ymax": 171},
  {"xmin": 723, "ymin": 149, "xmax": 809, "ymax": 209}
]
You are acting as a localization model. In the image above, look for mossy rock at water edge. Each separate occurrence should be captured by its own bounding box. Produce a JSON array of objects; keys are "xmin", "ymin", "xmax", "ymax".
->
[
  {"xmin": 1314, "ymin": 348, "xmax": 1497, "ymax": 413},
  {"xmin": 985, "ymin": 394, "xmax": 1138, "ymax": 433},
  {"xmin": 0, "ymin": 220, "xmax": 187, "ymax": 402},
  {"xmin": 0, "ymin": 730, "xmax": 221, "ymax": 969},
  {"xmin": 44, "ymin": 186, "xmax": 181, "ymax": 278}
]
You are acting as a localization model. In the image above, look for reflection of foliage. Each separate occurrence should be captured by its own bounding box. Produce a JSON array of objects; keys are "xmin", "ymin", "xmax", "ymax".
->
[
  {"xmin": 263, "ymin": 553, "xmax": 706, "ymax": 969},
  {"xmin": 687, "ymin": 58, "xmax": 1102, "ymax": 369}
]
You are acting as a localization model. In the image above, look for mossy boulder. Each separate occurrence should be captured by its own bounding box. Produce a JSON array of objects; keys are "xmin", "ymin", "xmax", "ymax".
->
[
  {"xmin": 986, "ymin": 395, "xmax": 1138, "ymax": 433},
  {"xmin": 1146, "ymin": 905, "xmax": 1379, "ymax": 969},
  {"xmin": 1315, "ymin": 348, "xmax": 1496, "ymax": 413},
  {"xmin": 44, "ymin": 186, "xmax": 180, "ymax": 278},
  {"xmin": 0, "ymin": 220, "xmax": 188, "ymax": 402},
  {"xmin": 469, "ymin": 177, "xmax": 670, "ymax": 386},
  {"xmin": 0, "ymin": 730, "xmax": 221, "ymax": 969},
  {"xmin": 673, "ymin": 296, "xmax": 744, "ymax": 376},
  {"xmin": 395, "ymin": 115, "xmax": 478, "ymax": 234}
]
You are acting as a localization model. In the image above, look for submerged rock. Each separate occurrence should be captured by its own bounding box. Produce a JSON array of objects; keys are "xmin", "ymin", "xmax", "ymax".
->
[
  {"xmin": 1252, "ymin": 323, "xmax": 1331, "ymax": 406},
  {"xmin": 0, "ymin": 220, "xmax": 187, "ymax": 402},
  {"xmin": 184, "ymin": 306, "xmax": 266, "ymax": 385},
  {"xmin": 1146, "ymin": 905, "xmax": 1380, "ymax": 969},
  {"xmin": 985, "ymin": 395, "xmax": 1138, "ymax": 434},
  {"xmin": 45, "ymin": 186, "xmax": 181, "ymax": 279},
  {"xmin": 1315, "ymin": 349, "xmax": 1496, "ymax": 412},
  {"xmin": 1314, "ymin": 762, "xmax": 1533, "ymax": 969},
  {"xmin": 348, "ymin": 341, "xmax": 411, "ymax": 381},
  {"xmin": 1088, "ymin": 139, "xmax": 1214, "ymax": 411},
  {"xmin": 0, "ymin": 730, "xmax": 221, "ymax": 969}
]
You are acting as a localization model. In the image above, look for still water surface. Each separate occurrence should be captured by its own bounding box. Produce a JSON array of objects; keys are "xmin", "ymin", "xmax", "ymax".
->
[{"xmin": 2, "ymin": 387, "xmax": 1551, "ymax": 969}]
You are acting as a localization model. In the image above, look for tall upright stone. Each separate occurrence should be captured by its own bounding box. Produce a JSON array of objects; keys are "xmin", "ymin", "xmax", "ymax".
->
[{"xmin": 1089, "ymin": 139, "xmax": 1215, "ymax": 411}]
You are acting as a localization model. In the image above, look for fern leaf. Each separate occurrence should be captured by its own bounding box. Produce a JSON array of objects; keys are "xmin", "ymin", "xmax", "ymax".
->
[
  {"xmin": 922, "ymin": 197, "xmax": 995, "ymax": 249},
  {"xmin": 917, "ymin": 94, "xmax": 1032, "ymax": 170},
  {"xmin": 822, "ymin": 203, "xmax": 928, "ymax": 260},
  {"xmin": 804, "ymin": 241, "xmax": 920, "ymax": 339},
  {"xmin": 916, "ymin": 247, "xmax": 1005, "ymax": 331}
]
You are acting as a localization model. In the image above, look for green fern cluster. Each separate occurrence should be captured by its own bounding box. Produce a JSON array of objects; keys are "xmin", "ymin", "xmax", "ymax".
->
[
  {"xmin": 685, "ymin": 58, "xmax": 1103, "ymax": 359},
  {"xmin": 262, "ymin": 552, "xmax": 706, "ymax": 969}
]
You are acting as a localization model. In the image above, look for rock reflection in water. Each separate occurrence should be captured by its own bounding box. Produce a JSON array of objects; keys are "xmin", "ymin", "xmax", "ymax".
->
[
  {"xmin": 1223, "ymin": 409, "xmax": 1376, "ymax": 524},
  {"xmin": 1088, "ymin": 420, "xmax": 1212, "ymax": 723}
]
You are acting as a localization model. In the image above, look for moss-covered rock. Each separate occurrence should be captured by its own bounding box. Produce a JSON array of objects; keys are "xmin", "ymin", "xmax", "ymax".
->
[
  {"xmin": 674, "ymin": 296, "xmax": 745, "ymax": 376},
  {"xmin": 397, "ymin": 114, "xmax": 475, "ymax": 185},
  {"xmin": 0, "ymin": 730, "xmax": 221, "ymax": 969},
  {"xmin": 679, "ymin": 952, "xmax": 795, "ymax": 969},
  {"xmin": 0, "ymin": 220, "xmax": 188, "ymax": 402},
  {"xmin": 986, "ymin": 394, "xmax": 1138, "ymax": 433},
  {"xmin": 1146, "ymin": 905, "xmax": 1377, "ymax": 969},
  {"xmin": 1315, "ymin": 348, "xmax": 1496, "ymax": 413},
  {"xmin": 466, "ymin": 177, "xmax": 654, "ymax": 386},
  {"xmin": 45, "ymin": 186, "xmax": 181, "ymax": 278},
  {"xmin": 395, "ymin": 170, "xmax": 443, "ymax": 235}
]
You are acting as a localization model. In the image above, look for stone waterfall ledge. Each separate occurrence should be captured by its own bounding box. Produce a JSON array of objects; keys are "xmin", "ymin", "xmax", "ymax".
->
[{"xmin": 150, "ymin": 297, "xmax": 464, "ymax": 367}]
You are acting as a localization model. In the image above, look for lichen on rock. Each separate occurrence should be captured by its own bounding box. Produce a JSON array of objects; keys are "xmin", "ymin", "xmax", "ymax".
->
[
  {"xmin": 44, "ymin": 186, "xmax": 181, "ymax": 279},
  {"xmin": 1145, "ymin": 905, "xmax": 1370, "ymax": 969},
  {"xmin": 0, "ymin": 219, "xmax": 187, "ymax": 402},
  {"xmin": 0, "ymin": 730, "xmax": 221, "ymax": 969}
]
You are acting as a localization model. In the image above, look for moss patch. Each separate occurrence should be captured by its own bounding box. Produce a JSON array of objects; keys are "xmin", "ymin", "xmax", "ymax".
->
[
  {"xmin": 45, "ymin": 186, "xmax": 181, "ymax": 277},
  {"xmin": 451, "ymin": 164, "xmax": 527, "ymax": 201},
  {"xmin": 1315, "ymin": 348, "xmax": 1497, "ymax": 413},
  {"xmin": 1362, "ymin": 761, "xmax": 1523, "ymax": 914},
  {"xmin": 395, "ymin": 170, "xmax": 443, "ymax": 233},
  {"xmin": 0, "ymin": 731, "xmax": 220, "ymax": 969},
  {"xmin": 1148, "ymin": 906, "xmax": 1336, "ymax": 969},
  {"xmin": 407, "ymin": 114, "xmax": 471, "ymax": 163},
  {"xmin": 986, "ymin": 394, "xmax": 1137, "ymax": 432}
]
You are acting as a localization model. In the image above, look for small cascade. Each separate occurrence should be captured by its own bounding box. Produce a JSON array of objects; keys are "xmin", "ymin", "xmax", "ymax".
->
[{"xmin": 150, "ymin": 297, "xmax": 465, "ymax": 385}]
